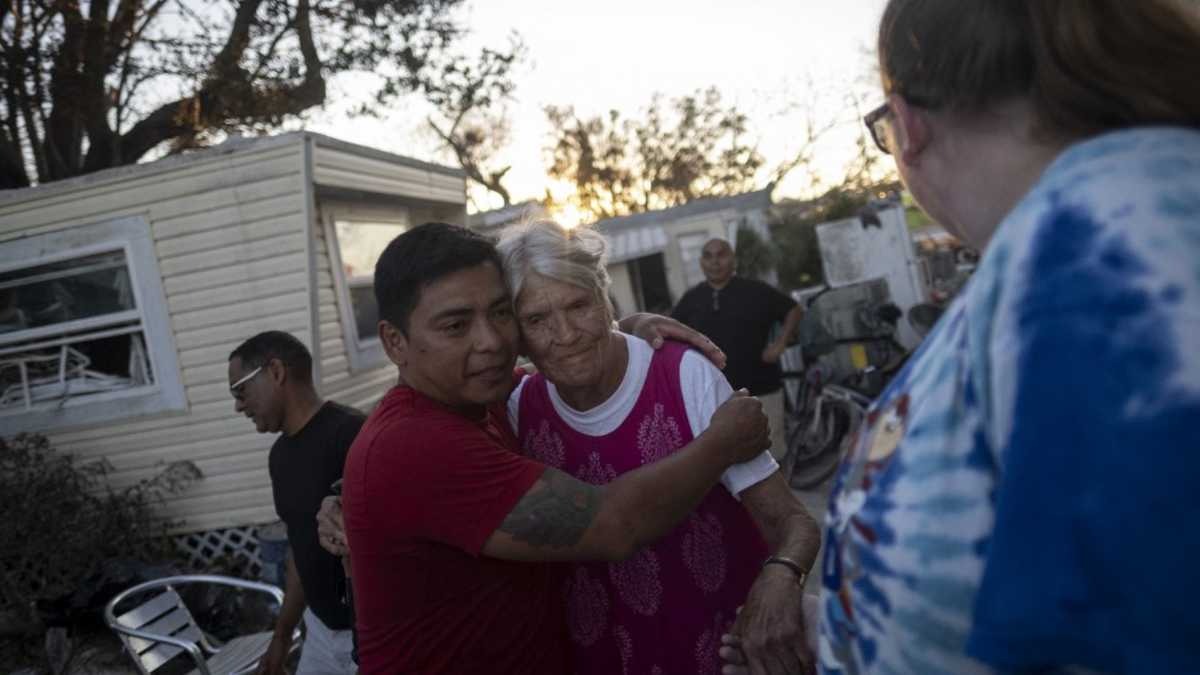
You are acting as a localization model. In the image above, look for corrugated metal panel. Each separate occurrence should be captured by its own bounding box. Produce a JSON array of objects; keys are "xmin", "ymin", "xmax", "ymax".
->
[{"xmin": 0, "ymin": 139, "xmax": 310, "ymax": 533}]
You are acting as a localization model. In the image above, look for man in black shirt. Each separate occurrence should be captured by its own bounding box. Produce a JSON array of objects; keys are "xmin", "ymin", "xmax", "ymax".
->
[
  {"xmin": 229, "ymin": 331, "xmax": 363, "ymax": 675},
  {"xmin": 672, "ymin": 237, "xmax": 803, "ymax": 460}
]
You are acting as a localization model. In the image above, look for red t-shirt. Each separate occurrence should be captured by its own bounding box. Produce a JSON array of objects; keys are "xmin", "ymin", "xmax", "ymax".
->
[{"xmin": 343, "ymin": 384, "xmax": 569, "ymax": 674}]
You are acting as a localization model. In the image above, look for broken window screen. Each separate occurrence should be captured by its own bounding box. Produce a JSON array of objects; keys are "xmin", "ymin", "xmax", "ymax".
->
[
  {"xmin": 0, "ymin": 250, "xmax": 135, "ymax": 334},
  {"xmin": 0, "ymin": 248, "xmax": 153, "ymax": 413}
]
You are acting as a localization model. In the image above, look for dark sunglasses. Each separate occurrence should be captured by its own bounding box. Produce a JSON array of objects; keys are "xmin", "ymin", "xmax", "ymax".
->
[{"xmin": 863, "ymin": 102, "xmax": 893, "ymax": 155}]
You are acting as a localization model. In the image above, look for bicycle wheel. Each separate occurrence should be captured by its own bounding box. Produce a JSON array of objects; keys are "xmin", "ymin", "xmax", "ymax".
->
[
  {"xmin": 788, "ymin": 401, "xmax": 852, "ymax": 490},
  {"xmin": 782, "ymin": 404, "xmax": 829, "ymax": 475}
]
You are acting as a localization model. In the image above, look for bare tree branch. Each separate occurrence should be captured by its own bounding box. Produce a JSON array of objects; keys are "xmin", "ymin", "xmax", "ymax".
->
[
  {"xmin": 428, "ymin": 114, "xmax": 513, "ymax": 205},
  {"xmin": 0, "ymin": 85, "xmax": 31, "ymax": 187},
  {"xmin": 42, "ymin": 0, "xmax": 89, "ymax": 179},
  {"xmin": 769, "ymin": 113, "xmax": 838, "ymax": 187},
  {"xmin": 105, "ymin": 0, "xmax": 142, "ymax": 69},
  {"xmin": 7, "ymin": 0, "xmax": 50, "ymax": 182},
  {"xmin": 2, "ymin": 0, "xmax": 475, "ymax": 187},
  {"xmin": 422, "ymin": 33, "xmax": 523, "ymax": 206}
]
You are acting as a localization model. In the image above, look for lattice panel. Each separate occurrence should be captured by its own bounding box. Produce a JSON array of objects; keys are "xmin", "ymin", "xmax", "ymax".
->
[
  {"xmin": 0, "ymin": 525, "xmax": 283, "ymax": 613},
  {"xmin": 175, "ymin": 525, "xmax": 264, "ymax": 579}
]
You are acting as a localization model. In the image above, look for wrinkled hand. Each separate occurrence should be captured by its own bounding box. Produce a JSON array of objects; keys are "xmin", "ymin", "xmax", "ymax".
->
[
  {"xmin": 254, "ymin": 633, "xmax": 291, "ymax": 675},
  {"xmin": 623, "ymin": 312, "xmax": 726, "ymax": 369},
  {"xmin": 761, "ymin": 341, "xmax": 787, "ymax": 365},
  {"xmin": 738, "ymin": 564, "xmax": 814, "ymax": 674},
  {"xmin": 317, "ymin": 495, "xmax": 348, "ymax": 557},
  {"xmin": 720, "ymin": 634, "xmax": 753, "ymax": 675},
  {"xmin": 706, "ymin": 389, "xmax": 770, "ymax": 465},
  {"xmin": 715, "ymin": 588, "xmax": 820, "ymax": 672}
]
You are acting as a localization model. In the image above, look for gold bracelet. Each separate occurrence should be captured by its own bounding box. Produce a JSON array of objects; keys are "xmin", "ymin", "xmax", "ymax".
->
[{"xmin": 763, "ymin": 555, "xmax": 808, "ymax": 587}]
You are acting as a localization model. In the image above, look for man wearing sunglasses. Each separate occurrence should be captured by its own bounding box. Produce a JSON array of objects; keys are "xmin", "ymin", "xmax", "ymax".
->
[
  {"xmin": 672, "ymin": 238, "xmax": 804, "ymax": 460},
  {"xmin": 228, "ymin": 331, "xmax": 363, "ymax": 675}
]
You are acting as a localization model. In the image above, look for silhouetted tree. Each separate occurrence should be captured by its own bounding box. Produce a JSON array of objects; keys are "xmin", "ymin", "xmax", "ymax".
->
[
  {"xmin": 0, "ymin": 0, "xmax": 496, "ymax": 188},
  {"xmin": 544, "ymin": 87, "xmax": 766, "ymax": 221},
  {"xmin": 423, "ymin": 33, "xmax": 525, "ymax": 207}
]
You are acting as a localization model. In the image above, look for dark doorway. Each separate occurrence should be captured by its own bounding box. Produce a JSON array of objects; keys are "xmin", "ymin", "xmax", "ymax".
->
[{"xmin": 631, "ymin": 253, "xmax": 673, "ymax": 314}]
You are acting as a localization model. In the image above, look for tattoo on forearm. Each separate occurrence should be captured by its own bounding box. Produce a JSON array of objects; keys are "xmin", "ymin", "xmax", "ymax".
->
[{"xmin": 499, "ymin": 468, "xmax": 601, "ymax": 548}]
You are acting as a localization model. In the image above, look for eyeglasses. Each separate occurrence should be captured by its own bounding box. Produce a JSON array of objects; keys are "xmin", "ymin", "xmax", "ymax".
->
[
  {"xmin": 864, "ymin": 102, "xmax": 893, "ymax": 155},
  {"xmin": 230, "ymin": 365, "xmax": 263, "ymax": 400}
]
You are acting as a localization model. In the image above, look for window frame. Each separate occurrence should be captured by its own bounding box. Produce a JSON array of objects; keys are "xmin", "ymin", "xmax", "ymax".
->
[
  {"xmin": 321, "ymin": 203, "xmax": 411, "ymax": 372},
  {"xmin": 0, "ymin": 215, "xmax": 186, "ymax": 433},
  {"xmin": 676, "ymin": 230, "xmax": 711, "ymax": 290}
]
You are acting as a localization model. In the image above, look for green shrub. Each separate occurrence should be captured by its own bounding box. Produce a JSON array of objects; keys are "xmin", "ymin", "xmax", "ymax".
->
[
  {"xmin": 0, "ymin": 433, "xmax": 201, "ymax": 630},
  {"xmin": 734, "ymin": 226, "xmax": 779, "ymax": 281}
]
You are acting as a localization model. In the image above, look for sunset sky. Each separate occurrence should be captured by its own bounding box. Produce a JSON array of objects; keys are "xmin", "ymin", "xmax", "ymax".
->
[{"xmin": 299, "ymin": 0, "xmax": 890, "ymax": 213}]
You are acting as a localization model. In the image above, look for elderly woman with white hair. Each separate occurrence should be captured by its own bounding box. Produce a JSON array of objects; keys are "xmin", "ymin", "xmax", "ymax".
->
[{"xmin": 497, "ymin": 220, "xmax": 822, "ymax": 675}]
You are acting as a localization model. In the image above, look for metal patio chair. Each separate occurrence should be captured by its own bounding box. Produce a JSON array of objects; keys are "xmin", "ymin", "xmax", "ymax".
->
[{"xmin": 104, "ymin": 574, "xmax": 300, "ymax": 675}]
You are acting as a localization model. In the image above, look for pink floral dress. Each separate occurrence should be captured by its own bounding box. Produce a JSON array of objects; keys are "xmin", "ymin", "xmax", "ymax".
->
[{"xmin": 517, "ymin": 341, "xmax": 768, "ymax": 674}]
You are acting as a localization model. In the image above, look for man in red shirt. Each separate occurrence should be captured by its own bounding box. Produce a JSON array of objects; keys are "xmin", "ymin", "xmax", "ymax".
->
[{"xmin": 337, "ymin": 222, "xmax": 770, "ymax": 674}]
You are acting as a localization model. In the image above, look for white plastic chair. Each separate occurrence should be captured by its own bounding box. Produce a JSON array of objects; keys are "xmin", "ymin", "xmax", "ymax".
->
[{"xmin": 104, "ymin": 574, "xmax": 300, "ymax": 675}]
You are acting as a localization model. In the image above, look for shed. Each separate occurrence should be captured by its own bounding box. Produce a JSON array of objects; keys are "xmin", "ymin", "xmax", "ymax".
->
[
  {"xmin": 593, "ymin": 188, "xmax": 775, "ymax": 316},
  {"xmin": 0, "ymin": 132, "xmax": 466, "ymax": 544}
]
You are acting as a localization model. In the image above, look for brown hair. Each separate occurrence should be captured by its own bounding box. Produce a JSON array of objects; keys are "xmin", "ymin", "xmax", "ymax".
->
[{"xmin": 878, "ymin": 0, "xmax": 1200, "ymax": 140}]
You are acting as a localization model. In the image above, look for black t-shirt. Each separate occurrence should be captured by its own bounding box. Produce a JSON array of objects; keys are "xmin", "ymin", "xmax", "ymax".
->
[
  {"xmin": 269, "ymin": 401, "xmax": 365, "ymax": 630},
  {"xmin": 672, "ymin": 276, "xmax": 797, "ymax": 396}
]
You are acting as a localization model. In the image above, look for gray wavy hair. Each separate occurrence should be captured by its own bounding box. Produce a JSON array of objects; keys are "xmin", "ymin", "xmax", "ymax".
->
[{"xmin": 495, "ymin": 220, "xmax": 612, "ymax": 304}]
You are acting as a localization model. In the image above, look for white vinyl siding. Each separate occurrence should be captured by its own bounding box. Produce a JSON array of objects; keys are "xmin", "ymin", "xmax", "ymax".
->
[
  {"xmin": 0, "ymin": 139, "xmax": 310, "ymax": 533},
  {"xmin": 312, "ymin": 140, "xmax": 465, "ymax": 205},
  {"xmin": 0, "ymin": 133, "xmax": 468, "ymax": 535}
]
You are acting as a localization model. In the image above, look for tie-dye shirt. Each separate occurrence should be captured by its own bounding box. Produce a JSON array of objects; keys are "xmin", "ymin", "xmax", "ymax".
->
[{"xmin": 819, "ymin": 127, "xmax": 1200, "ymax": 675}]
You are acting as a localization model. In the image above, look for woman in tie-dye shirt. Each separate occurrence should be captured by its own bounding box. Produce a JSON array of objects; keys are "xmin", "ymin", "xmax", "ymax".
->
[
  {"xmin": 720, "ymin": 2, "xmax": 1200, "ymax": 674},
  {"xmin": 815, "ymin": 2, "xmax": 1200, "ymax": 674}
]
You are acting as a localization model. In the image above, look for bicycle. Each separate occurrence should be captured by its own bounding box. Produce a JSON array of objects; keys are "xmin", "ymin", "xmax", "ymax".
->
[
  {"xmin": 781, "ymin": 353, "xmax": 877, "ymax": 490},
  {"xmin": 779, "ymin": 300, "xmax": 921, "ymax": 490}
]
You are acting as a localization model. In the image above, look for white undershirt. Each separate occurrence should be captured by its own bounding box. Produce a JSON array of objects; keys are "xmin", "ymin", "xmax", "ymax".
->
[{"xmin": 507, "ymin": 333, "xmax": 778, "ymax": 497}]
